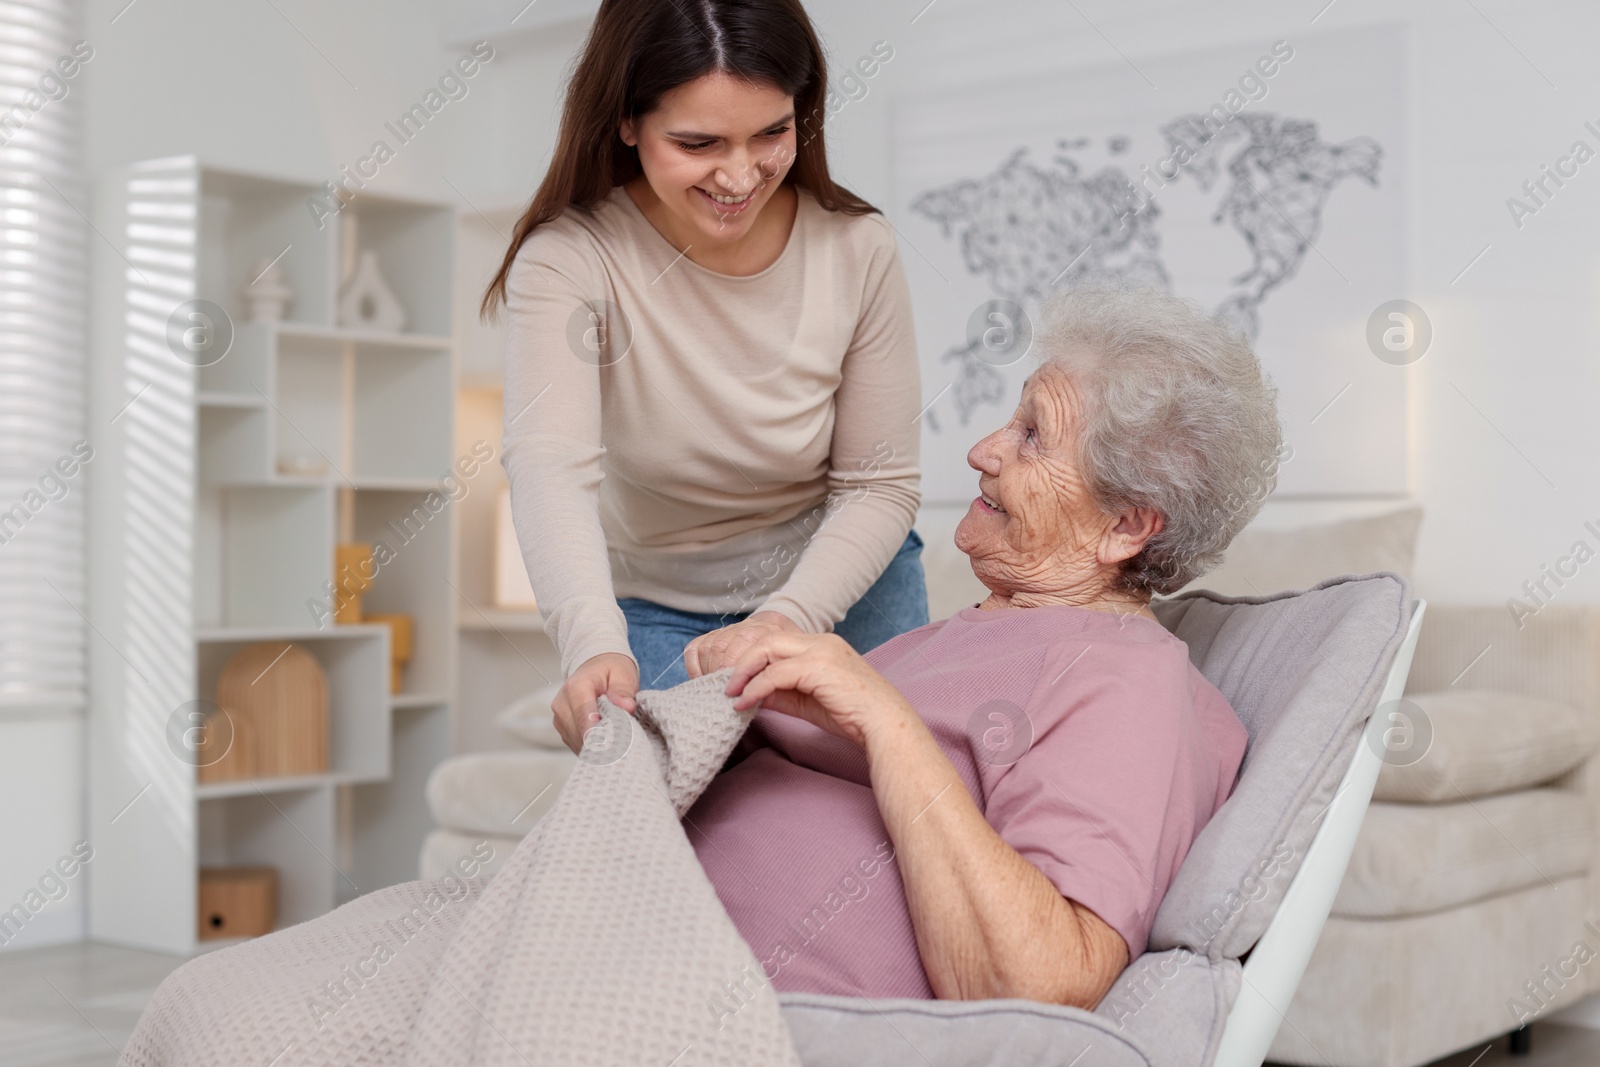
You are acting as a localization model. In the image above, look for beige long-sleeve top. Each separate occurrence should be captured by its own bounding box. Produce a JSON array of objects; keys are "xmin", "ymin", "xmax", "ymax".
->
[{"xmin": 501, "ymin": 183, "xmax": 923, "ymax": 679}]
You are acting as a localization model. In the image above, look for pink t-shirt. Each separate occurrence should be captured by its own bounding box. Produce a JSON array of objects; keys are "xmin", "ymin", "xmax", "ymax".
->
[{"xmin": 685, "ymin": 602, "xmax": 1248, "ymax": 1000}]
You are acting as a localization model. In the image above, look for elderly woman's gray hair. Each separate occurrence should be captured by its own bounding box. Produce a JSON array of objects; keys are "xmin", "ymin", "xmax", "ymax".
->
[{"xmin": 1032, "ymin": 282, "xmax": 1284, "ymax": 596}]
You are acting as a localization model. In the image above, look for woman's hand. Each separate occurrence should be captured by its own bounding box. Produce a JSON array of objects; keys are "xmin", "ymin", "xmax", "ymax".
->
[
  {"xmin": 721, "ymin": 631, "xmax": 918, "ymax": 750},
  {"xmin": 552, "ymin": 652, "xmax": 638, "ymax": 755},
  {"xmin": 683, "ymin": 610, "xmax": 802, "ymax": 679}
]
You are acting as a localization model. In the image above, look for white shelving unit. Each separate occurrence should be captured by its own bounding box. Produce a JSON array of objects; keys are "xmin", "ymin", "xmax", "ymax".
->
[{"xmin": 87, "ymin": 156, "xmax": 460, "ymax": 954}]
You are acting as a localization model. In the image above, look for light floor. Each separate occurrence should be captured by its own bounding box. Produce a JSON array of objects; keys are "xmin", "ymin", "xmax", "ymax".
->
[
  {"xmin": 0, "ymin": 942, "xmax": 189, "ymax": 1066},
  {"xmin": 0, "ymin": 938, "xmax": 1595, "ymax": 1065}
]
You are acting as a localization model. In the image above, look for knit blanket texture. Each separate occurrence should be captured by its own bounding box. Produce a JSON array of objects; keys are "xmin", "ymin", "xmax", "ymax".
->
[{"xmin": 119, "ymin": 668, "xmax": 803, "ymax": 1067}]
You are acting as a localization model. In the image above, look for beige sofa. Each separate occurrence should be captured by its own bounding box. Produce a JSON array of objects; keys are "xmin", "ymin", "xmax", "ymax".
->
[
  {"xmin": 1269, "ymin": 599, "xmax": 1600, "ymax": 1067},
  {"xmin": 422, "ymin": 505, "xmax": 1600, "ymax": 1067}
]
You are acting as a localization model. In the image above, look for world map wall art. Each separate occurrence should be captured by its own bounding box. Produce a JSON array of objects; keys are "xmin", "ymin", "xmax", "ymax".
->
[{"xmin": 892, "ymin": 23, "xmax": 1409, "ymax": 502}]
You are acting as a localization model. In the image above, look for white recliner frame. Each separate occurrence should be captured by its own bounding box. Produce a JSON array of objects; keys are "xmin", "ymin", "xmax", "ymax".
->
[{"xmin": 1213, "ymin": 599, "xmax": 1428, "ymax": 1066}]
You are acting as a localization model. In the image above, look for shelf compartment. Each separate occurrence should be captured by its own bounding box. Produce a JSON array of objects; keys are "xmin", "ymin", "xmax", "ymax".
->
[
  {"xmin": 199, "ymin": 404, "xmax": 272, "ymax": 485},
  {"xmin": 194, "ymin": 485, "xmax": 336, "ymax": 629},
  {"xmin": 341, "ymin": 194, "xmax": 455, "ymax": 337},
  {"xmin": 351, "ymin": 489, "xmax": 455, "ymax": 699},
  {"xmin": 351, "ymin": 346, "xmax": 453, "ymax": 481},
  {"xmin": 201, "ymin": 320, "xmax": 454, "ymax": 488},
  {"xmin": 197, "ymin": 786, "xmax": 340, "ymax": 930},
  {"xmin": 198, "ymin": 320, "xmax": 273, "ymax": 398},
  {"xmin": 197, "ymin": 168, "xmax": 338, "ymax": 331},
  {"xmin": 274, "ymin": 334, "xmax": 345, "ymax": 480},
  {"xmin": 195, "ymin": 627, "xmax": 390, "ymax": 785},
  {"xmin": 269, "ymin": 329, "xmax": 454, "ymax": 484}
]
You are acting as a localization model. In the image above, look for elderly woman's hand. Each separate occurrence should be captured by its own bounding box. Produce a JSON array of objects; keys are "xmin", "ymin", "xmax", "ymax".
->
[
  {"xmin": 721, "ymin": 631, "xmax": 917, "ymax": 749},
  {"xmin": 683, "ymin": 610, "xmax": 801, "ymax": 680},
  {"xmin": 724, "ymin": 627, "xmax": 1129, "ymax": 1007}
]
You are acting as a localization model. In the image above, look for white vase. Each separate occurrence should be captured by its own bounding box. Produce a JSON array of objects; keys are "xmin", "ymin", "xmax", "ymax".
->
[
  {"xmin": 241, "ymin": 257, "xmax": 293, "ymax": 322},
  {"xmin": 337, "ymin": 250, "xmax": 406, "ymax": 334}
]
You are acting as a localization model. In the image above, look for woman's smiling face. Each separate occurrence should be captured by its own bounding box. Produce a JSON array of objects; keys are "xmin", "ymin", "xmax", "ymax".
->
[{"xmin": 619, "ymin": 71, "xmax": 798, "ymax": 244}]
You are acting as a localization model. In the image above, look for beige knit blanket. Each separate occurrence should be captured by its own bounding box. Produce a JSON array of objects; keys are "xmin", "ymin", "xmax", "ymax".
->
[{"xmin": 120, "ymin": 669, "xmax": 803, "ymax": 1067}]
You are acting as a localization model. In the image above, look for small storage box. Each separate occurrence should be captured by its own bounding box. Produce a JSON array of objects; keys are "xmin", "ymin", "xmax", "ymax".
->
[{"xmin": 198, "ymin": 866, "xmax": 278, "ymax": 940}]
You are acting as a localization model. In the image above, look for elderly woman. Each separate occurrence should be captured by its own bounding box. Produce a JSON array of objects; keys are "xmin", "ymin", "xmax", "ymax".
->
[{"xmin": 624, "ymin": 281, "xmax": 1284, "ymax": 1012}]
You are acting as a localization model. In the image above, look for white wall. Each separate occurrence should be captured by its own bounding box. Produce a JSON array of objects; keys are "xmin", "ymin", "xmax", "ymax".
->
[
  {"xmin": 0, "ymin": 719, "xmax": 87, "ymax": 949},
  {"xmin": 449, "ymin": 0, "xmax": 1600, "ymax": 616},
  {"xmin": 798, "ymin": 0, "xmax": 1600, "ymax": 614}
]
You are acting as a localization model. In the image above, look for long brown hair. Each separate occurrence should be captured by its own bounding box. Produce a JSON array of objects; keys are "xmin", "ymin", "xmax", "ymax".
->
[{"xmin": 479, "ymin": 0, "xmax": 879, "ymax": 320}]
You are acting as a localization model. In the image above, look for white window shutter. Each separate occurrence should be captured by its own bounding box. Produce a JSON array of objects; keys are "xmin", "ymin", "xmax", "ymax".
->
[{"xmin": 0, "ymin": 0, "xmax": 89, "ymax": 712}]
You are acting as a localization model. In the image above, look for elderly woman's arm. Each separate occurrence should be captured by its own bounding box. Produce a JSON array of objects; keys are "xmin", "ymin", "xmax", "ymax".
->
[
  {"xmin": 724, "ymin": 632, "xmax": 1128, "ymax": 1008},
  {"xmin": 865, "ymin": 709, "xmax": 1128, "ymax": 1006}
]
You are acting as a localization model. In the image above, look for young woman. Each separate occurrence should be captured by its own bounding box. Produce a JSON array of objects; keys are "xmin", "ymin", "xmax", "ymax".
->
[{"xmin": 481, "ymin": 0, "xmax": 927, "ymax": 750}]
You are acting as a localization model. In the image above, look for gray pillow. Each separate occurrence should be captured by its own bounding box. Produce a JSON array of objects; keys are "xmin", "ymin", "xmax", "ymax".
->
[{"xmin": 1143, "ymin": 573, "xmax": 1413, "ymax": 960}]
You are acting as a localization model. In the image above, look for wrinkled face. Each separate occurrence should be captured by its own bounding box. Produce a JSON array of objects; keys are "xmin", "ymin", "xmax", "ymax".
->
[
  {"xmin": 954, "ymin": 362, "xmax": 1119, "ymax": 598},
  {"xmin": 619, "ymin": 71, "xmax": 798, "ymax": 243}
]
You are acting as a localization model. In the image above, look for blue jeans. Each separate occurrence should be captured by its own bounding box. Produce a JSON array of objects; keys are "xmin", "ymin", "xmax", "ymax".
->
[{"xmin": 619, "ymin": 528, "xmax": 929, "ymax": 691}]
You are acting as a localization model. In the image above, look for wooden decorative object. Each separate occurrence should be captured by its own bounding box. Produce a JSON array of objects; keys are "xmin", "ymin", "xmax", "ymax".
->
[
  {"xmin": 364, "ymin": 612, "xmax": 413, "ymax": 694},
  {"xmin": 193, "ymin": 700, "xmax": 256, "ymax": 783},
  {"xmin": 200, "ymin": 643, "xmax": 328, "ymax": 783},
  {"xmin": 198, "ymin": 866, "xmax": 278, "ymax": 940},
  {"xmin": 334, "ymin": 542, "xmax": 374, "ymax": 624}
]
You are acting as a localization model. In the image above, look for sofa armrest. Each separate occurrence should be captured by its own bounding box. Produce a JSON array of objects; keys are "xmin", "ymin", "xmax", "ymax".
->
[
  {"xmin": 1560, "ymin": 749, "xmax": 1600, "ymax": 993},
  {"xmin": 1404, "ymin": 603, "xmax": 1600, "ymax": 711},
  {"xmin": 1407, "ymin": 604, "xmax": 1600, "ymax": 969}
]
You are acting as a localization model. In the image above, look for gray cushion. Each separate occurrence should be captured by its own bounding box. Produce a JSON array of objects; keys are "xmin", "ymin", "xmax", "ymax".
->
[
  {"xmin": 1372, "ymin": 689, "xmax": 1600, "ymax": 802},
  {"xmin": 779, "ymin": 573, "xmax": 1413, "ymax": 1067},
  {"xmin": 782, "ymin": 992, "xmax": 1149, "ymax": 1067},
  {"xmin": 1143, "ymin": 572, "xmax": 1413, "ymax": 960}
]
